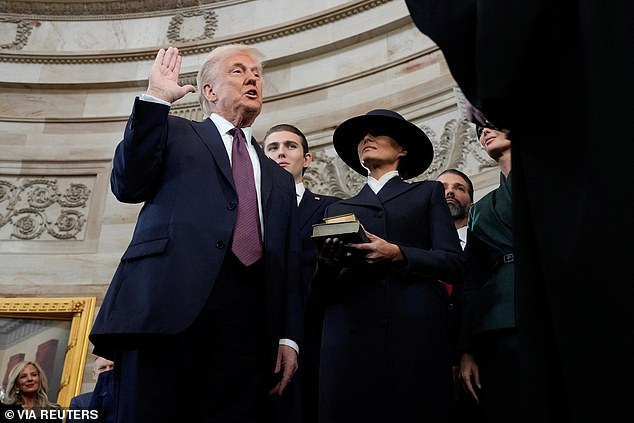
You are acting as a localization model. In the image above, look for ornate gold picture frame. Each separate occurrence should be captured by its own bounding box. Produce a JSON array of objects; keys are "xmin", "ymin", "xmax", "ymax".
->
[{"xmin": 0, "ymin": 297, "xmax": 96, "ymax": 407}]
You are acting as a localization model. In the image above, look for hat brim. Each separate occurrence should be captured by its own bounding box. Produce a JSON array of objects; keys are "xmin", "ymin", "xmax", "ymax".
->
[{"xmin": 333, "ymin": 114, "xmax": 434, "ymax": 179}]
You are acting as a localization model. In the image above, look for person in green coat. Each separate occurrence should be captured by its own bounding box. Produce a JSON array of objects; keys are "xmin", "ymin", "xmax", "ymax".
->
[{"xmin": 458, "ymin": 124, "xmax": 515, "ymax": 423}]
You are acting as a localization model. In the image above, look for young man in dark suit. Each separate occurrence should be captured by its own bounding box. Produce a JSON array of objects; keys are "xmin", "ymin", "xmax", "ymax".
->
[
  {"xmin": 90, "ymin": 45, "xmax": 302, "ymax": 423},
  {"xmin": 263, "ymin": 124, "xmax": 339, "ymax": 423},
  {"xmin": 263, "ymin": 124, "xmax": 340, "ymax": 302}
]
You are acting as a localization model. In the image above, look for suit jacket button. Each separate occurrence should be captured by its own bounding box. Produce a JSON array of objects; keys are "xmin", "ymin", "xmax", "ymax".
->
[
  {"xmin": 227, "ymin": 201, "xmax": 237, "ymax": 210},
  {"xmin": 216, "ymin": 240, "xmax": 225, "ymax": 249},
  {"xmin": 376, "ymin": 211, "xmax": 383, "ymax": 218}
]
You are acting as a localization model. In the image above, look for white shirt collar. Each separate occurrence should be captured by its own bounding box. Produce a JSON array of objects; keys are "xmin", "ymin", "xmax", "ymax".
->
[
  {"xmin": 457, "ymin": 225, "xmax": 468, "ymax": 250},
  {"xmin": 367, "ymin": 171, "xmax": 400, "ymax": 194},
  {"xmin": 295, "ymin": 182, "xmax": 305, "ymax": 205},
  {"xmin": 209, "ymin": 113, "xmax": 253, "ymax": 142}
]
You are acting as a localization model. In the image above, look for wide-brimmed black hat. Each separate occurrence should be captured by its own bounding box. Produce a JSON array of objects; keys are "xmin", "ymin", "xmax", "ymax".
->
[{"xmin": 332, "ymin": 109, "xmax": 434, "ymax": 179}]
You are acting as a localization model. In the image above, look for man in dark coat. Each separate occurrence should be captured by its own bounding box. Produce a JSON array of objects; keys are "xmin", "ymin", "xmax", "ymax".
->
[
  {"xmin": 90, "ymin": 45, "xmax": 302, "ymax": 423},
  {"xmin": 67, "ymin": 356, "xmax": 114, "ymax": 423},
  {"xmin": 405, "ymin": 1, "xmax": 634, "ymax": 422},
  {"xmin": 264, "ymin": 124, "xmax": 339, "ymax": 423},
  {"xmin": 436, "ymin": 169, "xmax": 483, "ymax": 423},
  {"xmin": 263, "ymin": 124, "xmax": 340, "ymax": 303},
  {"xmin": 87, "ymin": 369, "xmax": 114, "ymax": 423}
]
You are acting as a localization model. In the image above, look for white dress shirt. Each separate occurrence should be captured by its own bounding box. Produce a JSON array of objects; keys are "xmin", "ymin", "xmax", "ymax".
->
[
  {"xmin": 295, "ymin": 182, "xmax": 306, "ymax": 206},
  {"xmin": 457, "ymin": 225, "xmax": 467, "ymax": 250}
]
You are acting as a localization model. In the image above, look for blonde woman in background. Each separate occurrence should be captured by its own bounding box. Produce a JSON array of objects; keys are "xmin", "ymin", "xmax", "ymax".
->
[{"xmin": 1, "ymin": 360, "xmax": 62, "ymax": 422}]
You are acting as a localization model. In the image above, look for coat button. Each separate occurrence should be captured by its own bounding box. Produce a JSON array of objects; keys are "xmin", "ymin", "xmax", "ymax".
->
[
  {"xmin": 376, "ymin": 211, "xmax": 383, "ymax": 218},
  {"xmin": 216, "ymin": 240, "xmax": 225, "ymax": 249},
  {"xmin": 227, "ymin": 201, "xmax": 237, "ymax": 210}
]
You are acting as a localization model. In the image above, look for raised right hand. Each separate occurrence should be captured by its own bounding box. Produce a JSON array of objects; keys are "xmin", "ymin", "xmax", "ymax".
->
[{"xmin": 146, "ymin": 47, "xmax": 196, "ymax": 103}]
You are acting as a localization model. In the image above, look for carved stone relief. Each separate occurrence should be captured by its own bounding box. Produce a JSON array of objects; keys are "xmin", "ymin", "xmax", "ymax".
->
[
  {"xmin": 421, "ymin": 118, "xmax": 497, "ymax": 178},
  {"xmin": 0, "ymin": 17, "xmax": 35, "ymax": 50},
  {"xmin": 304, "ymin": 153, "xmax": 366, "ymax": 199},
  {"xmin": 167, "ymin": 10, "xmax": 218, "ymax": 44},
  {"xmin": 0, "ymin": 177, "xmax": 91, "ymax": 241},
  {"xmin": 0, "ymin": 161, "xmax": 110, "ymax": 254}
]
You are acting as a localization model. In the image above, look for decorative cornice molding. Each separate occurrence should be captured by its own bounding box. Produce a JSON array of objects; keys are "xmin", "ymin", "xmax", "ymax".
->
[
  {"xmin": 0, "ymin": 47, "xmax": 435, "ymax": 123},
  {"xmin": 0, "ymin": 115, "xmax": 130, "ymax": 123},
  {"xmin": 0, "ymin": 0, "xmax": 394, "ymax": 64},
  {"xmin": 0, "ymin": 0, "xmax": 232, "ymax": 20}
]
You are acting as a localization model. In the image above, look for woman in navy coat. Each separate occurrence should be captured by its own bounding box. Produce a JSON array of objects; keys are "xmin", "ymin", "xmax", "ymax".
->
[{"xmin": 312, "ymin": 109, "xmax": 465, "ymax": 422}]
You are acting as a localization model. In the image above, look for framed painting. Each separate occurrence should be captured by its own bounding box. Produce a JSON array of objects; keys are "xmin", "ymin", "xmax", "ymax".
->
[{"xmin": 0, "ymin": 297, "xmax": 96, "ymax": 407}]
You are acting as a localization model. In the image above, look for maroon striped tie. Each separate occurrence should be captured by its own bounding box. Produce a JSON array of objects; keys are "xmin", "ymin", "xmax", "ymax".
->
[{"xmin": 230, "ymin": 128, "xmax": 263, "ymax": 265}]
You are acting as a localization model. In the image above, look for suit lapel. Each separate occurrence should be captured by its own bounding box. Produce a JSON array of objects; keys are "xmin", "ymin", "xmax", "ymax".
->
[
  {"xmin": 376, "ymin": 177, "xmax": 416, "ymax": 204},
  {"xmin": 336, "ymin": 178, "xmax": 414, "ymax": 210},
  {"xmin": 191, "ymin": 119, "xmax": 234, "ymax": 189},
  {"xmin": 337, "ymin": 184, "xmax": 383, "ymax": 209},
  {"xmin": 255, "ymin": 140, "xmax": 274, "ymax": 211},
  {"xmin": 298, "ymin": 189, "xmax": 323, "ymax": 230},
  {"xmin": 190, "ymin": 121, "xmax": 274, "ymax": 222}
]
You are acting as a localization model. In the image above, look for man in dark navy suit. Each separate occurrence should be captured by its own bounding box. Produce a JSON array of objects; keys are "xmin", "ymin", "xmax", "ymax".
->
[
  {"xmin": 263, "ymin": 124, "xmax": 339, "ymax": 423},
  {"xmin": 263, "ymin": 124, "xmax": 340, "ymax": 302},
  {"xmin": 90, "ymin": 44, "xmax": 302, "ymax": 423},
  {"xmin": 67, "ymin": 356, "xmax": 114, "ymax": 423}
]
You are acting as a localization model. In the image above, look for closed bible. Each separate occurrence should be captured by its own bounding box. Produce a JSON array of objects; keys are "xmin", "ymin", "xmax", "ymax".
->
[{"xmin": 311, "ymin": 214, "xmax": 370, "ymax": 244}]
